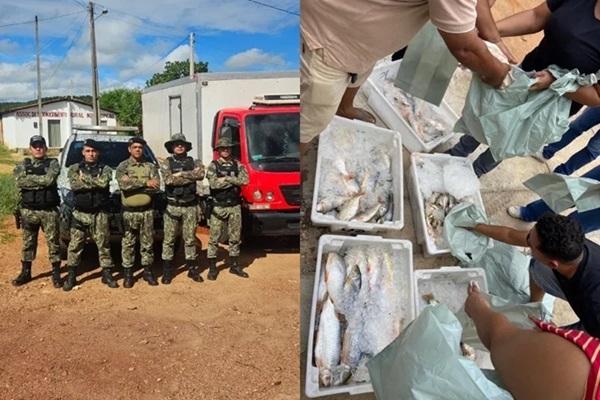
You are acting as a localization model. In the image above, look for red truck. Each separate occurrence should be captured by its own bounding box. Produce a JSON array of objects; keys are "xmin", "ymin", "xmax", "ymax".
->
[{"xmin": 208, "ymin": 94, "xmax": 300, "ymax": 237}]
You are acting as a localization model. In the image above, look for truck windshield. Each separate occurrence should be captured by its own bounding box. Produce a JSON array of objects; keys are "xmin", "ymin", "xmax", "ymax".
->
[
  {"xmin": 65, "ymin": 140, "xmax": 157, "ymax": 168},
  {"xmin": 245, "ymin": 113, "xmax": 299, "ymax": 168}
]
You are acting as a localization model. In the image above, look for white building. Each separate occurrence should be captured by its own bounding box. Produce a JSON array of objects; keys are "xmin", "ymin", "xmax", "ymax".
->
[
  {"xmin": 142, "ymin": 71, "xmax": 299, "ymax": 163},
  {"xmin": 0, "ymin": 98, "xmax": 117, "ymax": 149}
]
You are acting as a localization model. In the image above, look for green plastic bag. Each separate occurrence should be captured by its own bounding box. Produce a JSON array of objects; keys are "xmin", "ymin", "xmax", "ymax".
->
[
  {"xmin": 395, "ymin": 22, "xmax": 458, "ymax": 106},
  {"xmin": 443, "ymin": 202, "xmax": 491, "ymax": 264},
  {"xmin": 367, "ymin": 305, "xmax": 513, "ymax": 400},
  {"xmin": 456, "ymin": 294, "xmax": 551, "ymax": 352},
  {"xmin": 524, "ymin": 173, "xmax": 600, "ymax": 213},
  {"xmin": 454, "ymin": 65, "xmax": 586, "ymax": 161}
]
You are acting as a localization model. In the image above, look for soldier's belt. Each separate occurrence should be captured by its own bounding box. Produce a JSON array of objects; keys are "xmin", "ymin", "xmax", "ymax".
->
[
  {"xmin": 166, "ymin": 198, "xmax": 196, "ymax": 207},
  {"xmin": 122, "ymin": 204, "xmax": 153, "ymax": 212}
]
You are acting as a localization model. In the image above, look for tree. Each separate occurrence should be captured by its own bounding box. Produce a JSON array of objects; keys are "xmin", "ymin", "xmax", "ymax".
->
[
  {"xmin": 145, "ymin": 59, "xmax": 208, "ymax": 87},
  {"xmin": 99, "ymin": 88, "xmax": 142, "ymax": 129}
]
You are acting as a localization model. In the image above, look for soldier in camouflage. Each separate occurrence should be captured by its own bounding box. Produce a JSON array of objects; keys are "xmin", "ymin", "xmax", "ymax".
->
[
  {"xmin": 63, "ymin": 139, "xmax": 118, "ymax": 291},
  {"xmin": 206, "ymin": 136, "xmax": 250, "ymax": 280},
  {"xmin": 116, "ymin": 136, "xmax": 160, "ymax": 288},
  {"xmin": 160, "ymin": 133, "xmax": 205, "ymax": 284},
  {"xmin": 12, "ymin": 135, "xmax": 62, "ymax": 288}
]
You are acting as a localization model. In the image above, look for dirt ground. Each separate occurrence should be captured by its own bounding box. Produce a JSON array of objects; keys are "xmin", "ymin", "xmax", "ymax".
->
[{"xmin": 0, "ymin": 220, "xmax": 299, "ymax": 400}]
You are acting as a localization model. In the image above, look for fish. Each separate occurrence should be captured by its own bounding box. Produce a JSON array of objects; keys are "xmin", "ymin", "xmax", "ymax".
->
[
  {"xmin": 424, "ymin": 192, "xmax": 458, "ymax": 243},
  {"xmin": 353, "ymin": 203, "xmax": 382, "ymax": 223},
  {"xmin": 338, "ymin": 195, "xmax": 362, "ymax": 221},
  {"xmin": 325, "ymin": 252, "xmax": 347, "ymax": 314},
  {"xmin": 315, "ymin": 297, "xmax": 342, "ymax": 387}
]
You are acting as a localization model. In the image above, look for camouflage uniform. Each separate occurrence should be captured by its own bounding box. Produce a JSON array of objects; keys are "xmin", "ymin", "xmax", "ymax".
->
[
  {"xmin": 206, "ymin": 154, "xmax": 249, "ymax": 279},
  {"xmin": 67, "ymin": 162, "xmax": 113, "ymax": 269},
  {"xmin": 160, "ymin": 157, "xmax": 204, "ymax": 261},
  {"xmin": 13, "ymin": 156, "xmax": 61, "ymax": 287},
  {"xmin": 116, "ymin": 157, "xmax": 159, "ymax": 285}
]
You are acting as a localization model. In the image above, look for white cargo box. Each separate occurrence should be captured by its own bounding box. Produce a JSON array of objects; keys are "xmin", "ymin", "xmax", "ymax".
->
[
  {"xmin": 408, "ymin": 152, "xmax": 486, "ymax": 257},
  {"xmin": 305, "ymin": 234, "xmax": 415, "ymax": 398},
  {"xmin": 311, "ymin": 116, "xmax": 404, "ymax": 232},
  {"xmin": 413, "ymin": 267, "xmax": 488, "ymax": 315},
  {"xmin": 363, "ymin": 60, "xmax": 458, "ymax": 153}
]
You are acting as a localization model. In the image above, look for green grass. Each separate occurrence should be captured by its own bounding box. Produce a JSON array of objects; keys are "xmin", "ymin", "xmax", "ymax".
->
[
  {"xmin": 0, "ymin": 144, "xmax": 18, "ymax": 165},
  {"xmin": 0, "ymin": 174, "xmax": 18, "ymax": 217}
]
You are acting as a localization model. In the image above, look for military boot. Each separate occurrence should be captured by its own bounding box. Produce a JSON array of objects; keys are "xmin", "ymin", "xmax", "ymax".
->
[
  {"xmin": 186, "ymin": 259, "xmax": 203, "ymax": 283},
  {"xmin": 101, "ymin": 268, "xmax": 119, "ymax": 289},
  {"xmin": 229, "ymin": 256, "xmax": 249, "ymax": 278},
  {"xmin": 12, "ymin": 261, "xmax": 32, "ymax": 286},
  {"xmin": 62, "ymin": 265, "xmax": 77, "ymax": 292},
  {"xmin": 142, "ymin": 266, "xmax": 158, "ymax": 286},
  {"xmin": 51, "ymin": 261, "xmax": 62, "ymax": 288},
  {"xmin": 161, "ymin": 260, "xmax": 173, "ymax": 285},
  {"xmin": 123, "ymin": 268, "xmax": 134, "ymax": 289},
  {"xmin": 207, "ymin": 258, "xmax": 218, "ymax": 281}
]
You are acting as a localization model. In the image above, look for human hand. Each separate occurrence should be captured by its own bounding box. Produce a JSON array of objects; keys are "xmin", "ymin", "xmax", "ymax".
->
[
  {"xmin": 494, "ymin": 39, "xmax": 518, "ymax": 64},
  {"xmin": 529, "ymin": 70, "xmax": 556, "ymax": 91},
  {"xmin": 147, "ymin": 178, "xmax": 160, "ymax": 189}
]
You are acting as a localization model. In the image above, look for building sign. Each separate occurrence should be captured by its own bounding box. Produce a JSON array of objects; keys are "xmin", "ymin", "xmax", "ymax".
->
[{"xmin": 15, "ymin": 110, "xmax": 116, "ymax": 118}]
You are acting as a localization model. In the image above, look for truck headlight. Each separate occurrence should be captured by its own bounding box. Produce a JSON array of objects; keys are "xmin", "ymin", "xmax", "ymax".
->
[
  {"xmin": 253, "ymin": 190, "xmax": 262, "ymax": 201},
  {"xmin": 265, "ymin": 192, "xmax": 274, "ymax": 202}
]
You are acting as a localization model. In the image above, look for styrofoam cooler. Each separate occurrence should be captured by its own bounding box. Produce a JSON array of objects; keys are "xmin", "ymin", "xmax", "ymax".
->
[
  {"xmin": 413, "ymin": 267, "xmax": 488, "ymax": 315},
  {"xmin": 408, "ymin": 152, "xmax": 486, "ymax": 257},
  {"xmin": 311, "ymin": 116, "xmax": 404, "ymax": 232},
  {"xmin": 363, "ymin": 59, "xmax": 458, "ymax": 153},
  {"xmin": 305, "ymin": 235, "xmax": 415, "ymax": 398}
]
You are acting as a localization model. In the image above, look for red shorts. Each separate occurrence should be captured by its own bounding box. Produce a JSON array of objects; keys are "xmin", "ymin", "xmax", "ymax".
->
[{"xmin": 534, "ymin": 319, "xmax": 600, "ymax": 400}]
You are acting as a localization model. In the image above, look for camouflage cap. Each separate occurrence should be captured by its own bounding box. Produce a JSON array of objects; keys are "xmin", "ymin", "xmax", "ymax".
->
[
  {"xmin": 128, "ymin": 136, "xmax": 147, "ymax": 146},
  {"xmin": 29, "ymin": 135, "xmax": 46, "ymax": 146},
  {"xmin": 164, "ymin": 133, "xmax": 192, "ymax": 154},
  {"xmin": 214, "ymin": 137, "xmax": 236, "ymax": 149}
]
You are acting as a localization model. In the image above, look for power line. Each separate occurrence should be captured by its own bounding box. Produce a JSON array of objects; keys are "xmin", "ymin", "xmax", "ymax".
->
[
  {"xmin": 244, "ymin": 0, "xmax": 299, "ymax": 16},
  {"xmin": 0, "ymin": 10, "xmax": 85, "ymax": 29},
  {"xmin": 69, "ymin": 0, "xmax": 87, "ymax": 9}
]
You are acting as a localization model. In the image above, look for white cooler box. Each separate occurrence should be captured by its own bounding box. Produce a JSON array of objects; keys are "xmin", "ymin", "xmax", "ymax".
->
[
  {"xmin": 363, "ymin": 60, "xmax": 458, "ymax": 153},
  {"xmin": 305, "ymin": 234, "xmax": 415, "ymax": 398},
  {"xmin": 311, "ymin": 116, "xmax": 404, "ymax": 232},
  {"xmin": 408, "ymin": 152, "xmax": 486, "ymax": 257},
  {"xmin": 414, "ymin": 266, "xmax": 494, "ymax": 370}
]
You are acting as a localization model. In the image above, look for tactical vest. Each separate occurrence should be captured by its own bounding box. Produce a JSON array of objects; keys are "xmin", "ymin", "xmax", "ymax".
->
[
  {"xmin": 165, "ymin": 156, "xmax": 197, "ymax": 206},
  {"xmin": 20, "ymin": 157, "xmax": 60, "ymax": 210},
  {"xmin": 121, "ymin": 161, "xmax": 154, "ymax": 208},
  {"xmin": 210, "ymin": 160, "xmax": 241, "ymax": 206},
  {"xmin": 73, "ymin": 162, "xmax": 110, "ymax": 212}
]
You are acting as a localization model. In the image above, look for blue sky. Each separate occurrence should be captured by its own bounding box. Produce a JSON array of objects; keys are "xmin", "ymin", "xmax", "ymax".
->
[{"xmin": 0, "ymin": 0, "xmax": 299, "ymax": 101}]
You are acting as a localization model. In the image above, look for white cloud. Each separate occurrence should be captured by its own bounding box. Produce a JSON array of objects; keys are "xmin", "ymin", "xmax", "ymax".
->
[
  {"xmin": 224, "ymin": 48, "xmax": 285, "ymax": 70},
  {"xmin": 0, "ymin": 39, "xmax": 18, "ymax": 54},
  {"xmin": 0, "ymin": 0, "xmax": 298, "ymax": 100}
]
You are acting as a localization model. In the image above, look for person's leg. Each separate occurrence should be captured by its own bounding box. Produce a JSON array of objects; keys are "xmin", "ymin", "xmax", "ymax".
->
[
  {"xmin": 140, "ymin": 210, "xmax": 157, "ymax": 285},
  {"xmin": 92, "ymin": 212, "xmax": 117, "ymax": 288},
  {"xmin": 465, "ymin": 284, "xmax": 589, "ymax": 400},
  {"xmin": 445, "ymin": 134, "xmax": 481, "ymax": 158},
  {"xmin": 300, "ymin": 40, "xmax": 351, "ymax": 145},
  {"xmin": 471, "ymin": 148, "xmax": 501, "ymax": 177},
  {"xmin": 543, "ymin": 107, "xmax": 600, "ymax": 159},
  {"xmin": 517, "ymin": 199, "xmax": 556, "ymax": 222},
  {"xmin": 121, "ymin": 212, "xmax": 137, "ymax": 270},
  {"xmin": 582, "ymin": 163, "xmax": 600, "ymax": 181},
  {"xmin": 567, "ymin": 207, "xmax": 600, "ymax": 233},
  {"xmin": 554, "ymin": 129, "xmax": 600, "ymax": 175}
]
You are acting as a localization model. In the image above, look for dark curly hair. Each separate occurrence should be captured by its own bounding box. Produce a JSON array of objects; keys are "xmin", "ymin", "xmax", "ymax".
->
[{"xmin": 535, "ymin": 213, "xmax": 584, "ymax": 262}]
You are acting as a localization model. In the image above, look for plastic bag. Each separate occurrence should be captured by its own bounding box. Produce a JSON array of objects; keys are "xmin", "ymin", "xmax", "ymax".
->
[
  {"xmin": 443, "ymin": 202, "xmax": 491, "ymax": 264},
  {"xmin": 524, "ymin": 173, "xmax": 600, "ymax": 213},
  {"xmin": 454, "ymin": 65, "xmax": 585, "ymax": 161},
  {"xmin": 367, "ymin": 305, "xmax": 513, "ymax": 400},
  {"xmin": 395, "ymin": 22, "xmax": 458, "ymax": 106}
]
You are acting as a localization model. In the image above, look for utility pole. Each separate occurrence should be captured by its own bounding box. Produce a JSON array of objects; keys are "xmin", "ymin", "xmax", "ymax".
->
[
  {"xmin": 189, "ymin": 32, "xmax": 195, "ymax": 79},
  {"xmin": 35, "ymin": 16, "xmax": 43, "ymax": 136},
  {"xmin": 88, "ymin": 1, "xmax": 99, "ymax": 125}
]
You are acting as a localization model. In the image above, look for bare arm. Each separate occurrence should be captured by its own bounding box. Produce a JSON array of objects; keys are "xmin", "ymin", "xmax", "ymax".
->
[
  {"xmin": 565, "ymin": 85, "xmax": 600, "ymax": 107},
  {"xmin": 439, "ymin": 29, "xmax": 510, "ymax": 88},
  {"xmin": 497, "ymin": 2, "xmax": 551, "ymax": 37},
  {"xmin": 473, "ymin": 223, "xmax": 529, "ymax": 247},
  {"xmin": 476, "ymin": 0, "xmax": 501, "ymax": 43}
]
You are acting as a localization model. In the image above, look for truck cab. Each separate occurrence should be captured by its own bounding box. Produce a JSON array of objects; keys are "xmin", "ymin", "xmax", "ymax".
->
[{"xmin": 211, "ymin": 94, "xmax": 300, "ymax": 237}]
